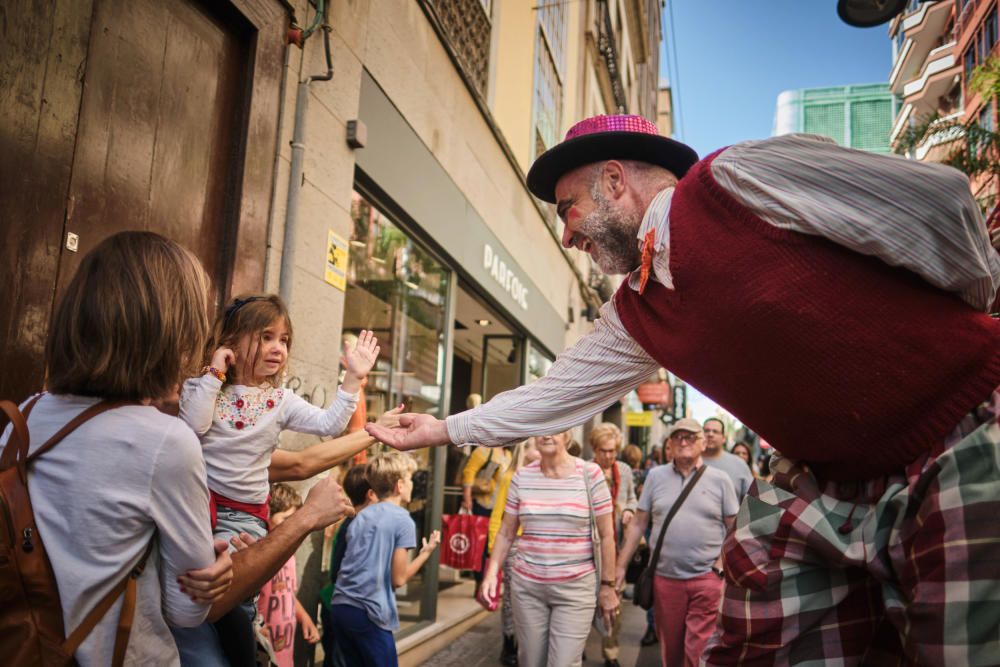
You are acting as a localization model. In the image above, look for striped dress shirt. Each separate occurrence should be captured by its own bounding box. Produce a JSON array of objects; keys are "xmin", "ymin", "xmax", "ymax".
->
[{"xmin": 447, "ymin": 134, "xmax": 1000, "ymax": 447}]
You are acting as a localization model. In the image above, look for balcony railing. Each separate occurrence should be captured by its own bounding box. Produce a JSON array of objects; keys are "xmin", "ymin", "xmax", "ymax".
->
[
  {"xmin": 890, "ymin": 2, "xmax": 953, "ymax": 92},
  {"xmin": 596, "ymin": 0, "xmax": 628, "ymax": 113},
  {"xmin": 902, "ymin": 43, "xmax": 957, "ymax": 97},
  {"xmin": 914, "ymin": 111, "xmax": 965, "ymax": 160}
]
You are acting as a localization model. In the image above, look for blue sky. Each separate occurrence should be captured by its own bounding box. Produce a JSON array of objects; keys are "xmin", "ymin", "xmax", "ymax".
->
[
  {"xmin": 661, "ymin": 0, "xmax": 893, "ymax": 157},
  {"xmin": 659, "ymin": 1, "xmax": 892, "ymax": 422}
]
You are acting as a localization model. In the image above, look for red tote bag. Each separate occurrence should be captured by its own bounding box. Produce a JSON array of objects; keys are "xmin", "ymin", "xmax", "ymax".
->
[{"xmin": 440, "ymin": 512, "xmax": 489, "ymax": 572}]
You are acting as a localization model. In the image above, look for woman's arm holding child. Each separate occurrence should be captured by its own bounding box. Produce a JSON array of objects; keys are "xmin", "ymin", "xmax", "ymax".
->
[
  {"xmin": 391, "ymin": 530, "xmax": 441, "ymax": 588},
  {"xmin": 151, "ymin": 422, "xmax": 230, "ymax": 627}
]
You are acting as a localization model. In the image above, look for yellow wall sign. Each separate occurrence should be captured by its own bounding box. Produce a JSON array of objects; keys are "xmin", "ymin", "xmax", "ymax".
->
[
  {"xmin": 325, "ymin": 229, "xmax": 349, "ymax": 291},
  {"xmin": 625, "ymin": 411, "xmax": 654, "ymax": 427}
]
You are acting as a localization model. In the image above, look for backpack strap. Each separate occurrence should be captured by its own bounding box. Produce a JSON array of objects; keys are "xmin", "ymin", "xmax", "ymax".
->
[
  {"xmin": 64, "ymin": 538, "xmax": 155, "ymax": 666},
  {"xmin": 0, "ymin": 394, "xmax": 43, "ymax": 469}
]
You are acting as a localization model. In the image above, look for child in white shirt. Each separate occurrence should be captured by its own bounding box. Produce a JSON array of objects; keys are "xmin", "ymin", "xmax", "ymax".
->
[{"xmin": 178, "ymin": 293, "xmax": 378, "ymax": 664}]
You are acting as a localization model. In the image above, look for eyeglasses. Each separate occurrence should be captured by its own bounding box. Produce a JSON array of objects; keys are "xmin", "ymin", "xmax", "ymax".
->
[{"xmin": 670, "ymin": 433, "xmax": 702, "ymax": 444}]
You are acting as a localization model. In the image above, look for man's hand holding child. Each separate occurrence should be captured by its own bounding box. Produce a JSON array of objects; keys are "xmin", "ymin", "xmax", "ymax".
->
[{"xmin": 178, "ymin": 538, "xmax": 233, "ymax": 604}]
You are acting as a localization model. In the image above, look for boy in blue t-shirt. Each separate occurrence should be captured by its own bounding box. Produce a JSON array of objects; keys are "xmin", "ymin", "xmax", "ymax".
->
[{"xmin": 330, "ymin": 452, "xmax": 441, "ymax": 666}]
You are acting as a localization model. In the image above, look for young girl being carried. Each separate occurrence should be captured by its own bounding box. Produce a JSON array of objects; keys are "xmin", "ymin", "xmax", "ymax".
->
[
  {"xmin": 179, "ymin": 294, "xmax": 379, "ymax": 543},
  {"xmin": 177, "ymin": 295, "xmax": 379, "ymax": 665}
]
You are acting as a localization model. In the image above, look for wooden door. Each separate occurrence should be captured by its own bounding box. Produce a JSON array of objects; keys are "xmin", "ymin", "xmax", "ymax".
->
[
  {"xmin": 0, "ymin": 0, "xmax": 285, "ymax": 403},
  {"xmin": 58, "ymin": 0, "xmax": 251, "ymax": 306}
]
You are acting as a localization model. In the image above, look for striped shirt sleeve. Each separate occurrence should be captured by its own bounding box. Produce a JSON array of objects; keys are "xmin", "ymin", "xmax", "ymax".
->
[
  {"xmin": 712, "ymin": 133, "xmax": 1000, "ymax": 311},
  {"xmin": 446, "ymin": 301, "xmax": 659, "ymax": 446}
]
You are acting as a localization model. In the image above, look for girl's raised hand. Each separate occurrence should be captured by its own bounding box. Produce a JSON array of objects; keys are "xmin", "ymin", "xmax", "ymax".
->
[
  {"xmin": 210, "ymin": 346, "xmax": 235, "ymax": 374},
  {"xmin": 342, "ymin": 330, "xmax": 380, "ymax": 392},
  {"xmin": 376, "ymin": 404, "xmax": 405, "ymax": 429}
]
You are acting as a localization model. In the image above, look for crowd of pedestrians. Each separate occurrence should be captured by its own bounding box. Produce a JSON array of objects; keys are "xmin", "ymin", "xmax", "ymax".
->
[{"xmin": 5, "ymin": 230, "xmax": 744, "ymax": 667}]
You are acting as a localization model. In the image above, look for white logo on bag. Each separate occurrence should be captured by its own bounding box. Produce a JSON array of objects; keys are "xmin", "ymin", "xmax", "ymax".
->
[{"xmin": 449, "ymin": 533, "xmax": 471, "ymax": 554}]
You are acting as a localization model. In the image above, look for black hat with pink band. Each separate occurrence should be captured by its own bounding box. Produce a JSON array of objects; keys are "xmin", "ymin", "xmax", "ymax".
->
[{"xmin": 526, "ymin": 114, "xmax": 699, "ymax": 204}]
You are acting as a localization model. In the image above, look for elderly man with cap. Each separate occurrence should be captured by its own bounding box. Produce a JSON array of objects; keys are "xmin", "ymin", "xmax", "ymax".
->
[
  {"xmin": 368, "ymin": 115, "xmax": 1000, "ymax": 665},
  {"xmin": 615, "ymin": 418, "xmax": 737, "ymax": 666}
]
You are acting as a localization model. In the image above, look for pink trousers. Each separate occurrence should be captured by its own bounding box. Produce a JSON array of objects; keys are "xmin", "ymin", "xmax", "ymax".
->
[{"xmin": 654, "ymin": 572, "xmax": 723, "ymax": 667}]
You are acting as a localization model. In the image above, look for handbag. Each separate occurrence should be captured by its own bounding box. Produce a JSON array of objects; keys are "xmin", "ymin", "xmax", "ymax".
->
[
  {"xmin": 583, "ymin": 460, "xmax": 612, "ymax": 637},
  {"xmin": 440, "ymin": 510, "xmax": 489, "ymax": 571},
  {"xmin": 634, "ymin": 465, "xmax": 707, "ymax": 610},
  {"xmin": 471, "ymin": 448, "xmax": 502, "ymax": 495},
  {"xmin": 625, "ymin": 542, "xmax": 650, "ymax": 585}
]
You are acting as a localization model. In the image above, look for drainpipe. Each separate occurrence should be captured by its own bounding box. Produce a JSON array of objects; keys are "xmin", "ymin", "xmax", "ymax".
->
[{"xmin": 278, "ymin": 1, "xmax": 332, "ymax": 305}]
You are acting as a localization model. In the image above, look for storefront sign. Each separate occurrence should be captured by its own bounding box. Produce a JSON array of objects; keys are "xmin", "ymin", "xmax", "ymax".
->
[
  {"xmin": 636, "ymin": 381, "xmax": 671, "ymax": 407},
  {"xmin": 625, "ymin": 411, "xmax": 654, "ymax": 427},
  {"xmin": 483, "ymin": 244, "xmax": 528, "ymax": 310},
  {"xmin": 324, "ymin": 229, "xmax": 348, "ymax": 291},
  {"xmin": 357, "ymin": 71, "xmax": 566, "ymax": 354}
]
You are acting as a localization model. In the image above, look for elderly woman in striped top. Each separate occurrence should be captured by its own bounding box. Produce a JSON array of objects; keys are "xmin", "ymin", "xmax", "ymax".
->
[{"xmin": 480, "ymin": 430, "xmax": 618, "ymax": 667}]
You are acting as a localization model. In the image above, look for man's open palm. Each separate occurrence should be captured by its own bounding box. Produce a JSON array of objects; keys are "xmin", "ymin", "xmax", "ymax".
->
[{"xmin": 365, "ymin": 413, "xmax": 451, "ymax": 450}]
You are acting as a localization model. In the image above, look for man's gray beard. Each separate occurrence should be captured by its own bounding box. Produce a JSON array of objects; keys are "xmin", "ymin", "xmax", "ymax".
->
[{"xmin": 577, "ymin": 191, "xmax": 642, "ymax": 274}]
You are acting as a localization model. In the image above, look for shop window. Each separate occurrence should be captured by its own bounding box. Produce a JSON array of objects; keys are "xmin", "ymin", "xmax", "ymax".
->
[
  {"xmin": 345, "ymin": 189, "xmax": 451, "ymax": 628},
  {"xmin": 526, "ymin": 343, "xmax": 554, "ymax": 383}
]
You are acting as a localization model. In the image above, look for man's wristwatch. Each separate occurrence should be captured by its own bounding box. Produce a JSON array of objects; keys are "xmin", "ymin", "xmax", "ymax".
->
[
  {"xmin": 600, "ymin": 580, "xmax": 616, "ymax": 588},
  {"xmin": 711, "ymin": 566, "xmax": 724, "ymax": 579}
]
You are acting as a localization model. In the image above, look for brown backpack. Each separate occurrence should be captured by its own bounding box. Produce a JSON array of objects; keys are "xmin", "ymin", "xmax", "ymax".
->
[{"xmin": 0, "ymin": 396, "xmax": 152, "ymax": 667}]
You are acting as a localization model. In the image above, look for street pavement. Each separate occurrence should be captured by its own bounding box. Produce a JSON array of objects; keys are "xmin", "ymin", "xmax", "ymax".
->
[{"xmin": 420, "ymin": 594, "xmax": 662, "ymax": 667}]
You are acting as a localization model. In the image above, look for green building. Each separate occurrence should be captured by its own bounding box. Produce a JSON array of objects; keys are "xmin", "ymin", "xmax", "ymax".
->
[{"xmin": 773, "ymin": 83, "xmax": 895, "ymax": 153}]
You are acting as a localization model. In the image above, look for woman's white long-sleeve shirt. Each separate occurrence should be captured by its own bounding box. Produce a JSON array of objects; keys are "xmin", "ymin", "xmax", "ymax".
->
[
  {"xmin": 179, "ymin": 376, "xmax": 358, "ymax": 502},
  {"xmin": 2, "ymin": 393, "xmax": 216, "ymax": 666}
]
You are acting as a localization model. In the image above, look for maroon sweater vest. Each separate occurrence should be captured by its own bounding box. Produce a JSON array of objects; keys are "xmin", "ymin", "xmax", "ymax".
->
[{"xmin": 615, "ymin": 151, "xmax": 1000, "ymax": 480}]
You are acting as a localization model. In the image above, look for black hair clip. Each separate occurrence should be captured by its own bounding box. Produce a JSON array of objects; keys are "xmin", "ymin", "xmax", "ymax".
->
[{"xmin": 223, "ymin": 296, "xmax": 266, "ymax": 329}]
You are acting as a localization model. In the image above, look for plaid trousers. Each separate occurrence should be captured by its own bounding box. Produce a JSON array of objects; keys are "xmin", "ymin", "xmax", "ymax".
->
[{"xmin": 704, "ymin": 388, "xmax": 1000, "ymax": 666}]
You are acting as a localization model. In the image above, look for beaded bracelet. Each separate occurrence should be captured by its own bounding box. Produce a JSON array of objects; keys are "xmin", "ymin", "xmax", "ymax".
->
[{"xmin": 202, "ymin": 366, "xmax": 226, "ymax": 382}]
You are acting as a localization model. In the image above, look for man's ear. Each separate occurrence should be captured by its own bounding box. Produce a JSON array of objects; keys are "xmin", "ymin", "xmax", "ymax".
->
[{"xmin": 602, "ymin": 160, "xmax": 627, "ymax": 199}]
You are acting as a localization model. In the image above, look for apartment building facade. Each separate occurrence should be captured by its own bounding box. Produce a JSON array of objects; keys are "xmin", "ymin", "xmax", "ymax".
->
[{"xmin": 888, "ymin": 0, "xmax": 962, "ymax": 161}]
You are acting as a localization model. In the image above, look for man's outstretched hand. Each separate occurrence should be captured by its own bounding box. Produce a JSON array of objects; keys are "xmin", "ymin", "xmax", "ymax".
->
[{"xmin": 365, "ymin": 413, "xmax": 452, "ymax": 451}]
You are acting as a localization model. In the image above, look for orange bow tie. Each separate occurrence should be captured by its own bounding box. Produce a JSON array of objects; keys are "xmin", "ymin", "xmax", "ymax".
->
[{"xmin": 638, "ymin": 228, "xmax": 656, "ymax": 295}]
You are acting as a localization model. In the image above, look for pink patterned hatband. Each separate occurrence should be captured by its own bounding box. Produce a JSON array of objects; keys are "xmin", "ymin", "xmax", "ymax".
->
[{"xmin": 564, "ymin": 114, "xmax": 660, "ymax": 140}]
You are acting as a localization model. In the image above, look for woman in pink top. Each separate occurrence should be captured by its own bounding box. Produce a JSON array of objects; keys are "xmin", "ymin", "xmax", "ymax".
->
[{"xmin": 481, "ymin": 430, "xmax": 618, "ymax": 667}]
